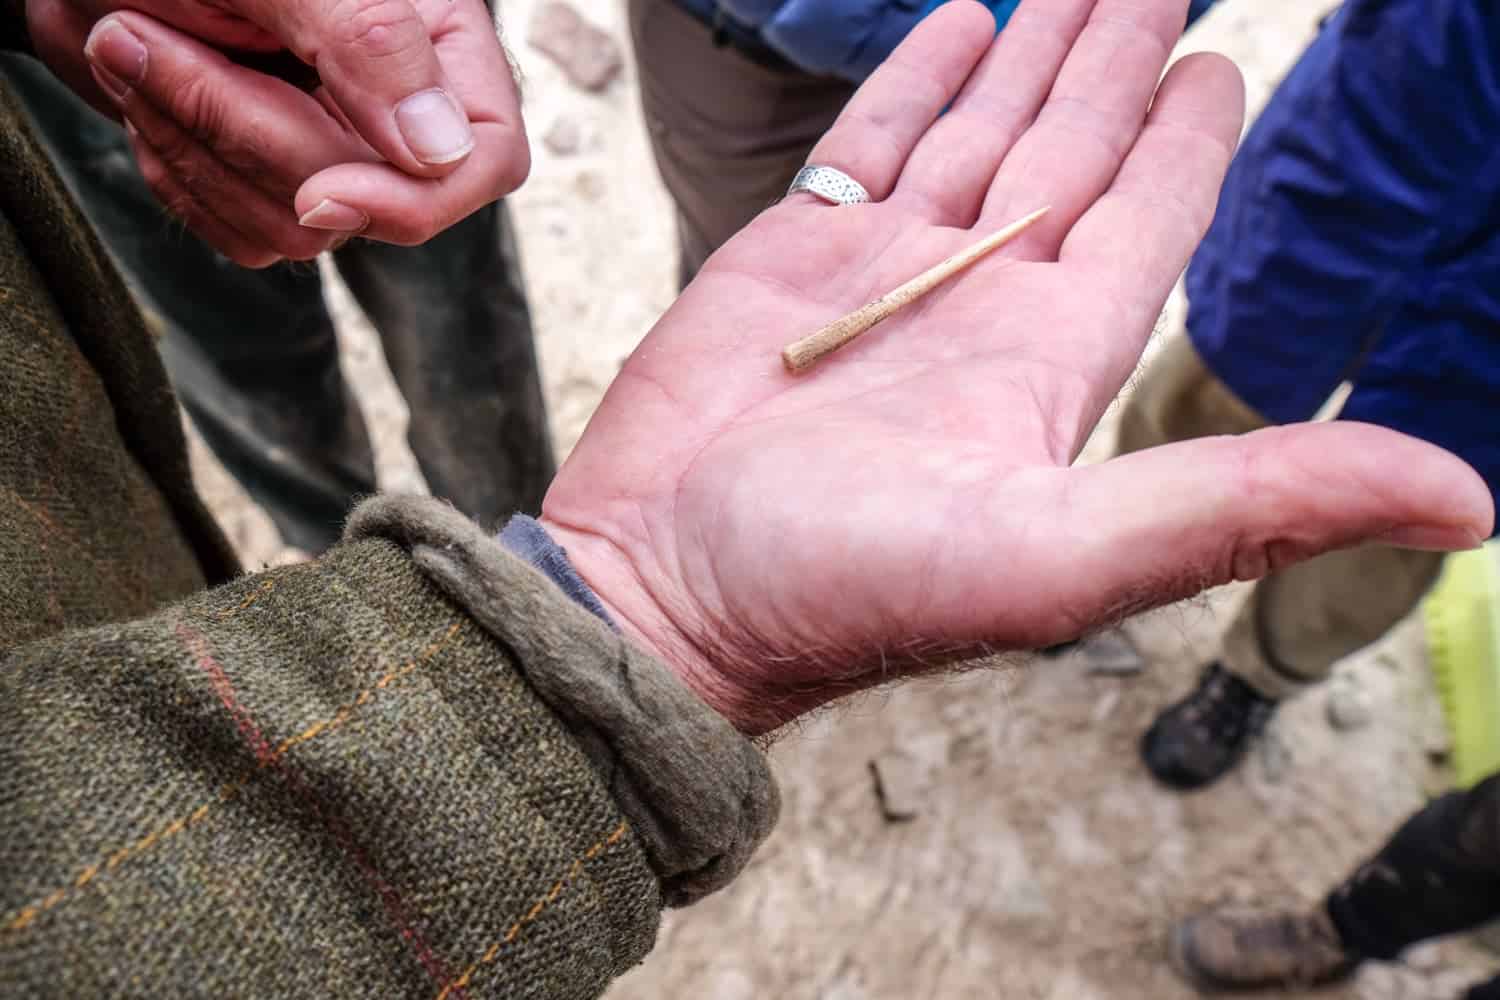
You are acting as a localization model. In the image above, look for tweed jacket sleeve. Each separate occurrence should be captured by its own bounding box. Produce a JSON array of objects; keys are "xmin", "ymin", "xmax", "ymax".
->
[{"xmin": 0, "ymin": 495, "xmax": 777, "ymax": 998}]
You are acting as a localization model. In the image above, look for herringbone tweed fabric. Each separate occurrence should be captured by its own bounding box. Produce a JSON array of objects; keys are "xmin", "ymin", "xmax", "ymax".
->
[
  {"xmin": 0, "ymin": 536, "xmax": 660, "ymax": 997},
  {"xmin": 0, "ymin": 66, "xmax": 238, "ymax": 653},
  {"xmin": 0, "ymin": 49, "xmax": 663, "ymax": 997}
]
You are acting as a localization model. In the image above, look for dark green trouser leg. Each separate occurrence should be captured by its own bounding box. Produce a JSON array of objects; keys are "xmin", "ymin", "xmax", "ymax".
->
[{"xmin": 2, "ymin": 54, "xmax": 553, "ymax": 552}]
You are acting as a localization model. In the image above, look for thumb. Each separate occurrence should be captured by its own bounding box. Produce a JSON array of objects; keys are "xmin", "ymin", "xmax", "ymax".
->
[
  {"xmin": 1021, "ymin": 422, "xmax": 1492, "ymax": 636},
  {"xmin": 265, "ymin": 0, "xmax": 476, "ymax": 175}
]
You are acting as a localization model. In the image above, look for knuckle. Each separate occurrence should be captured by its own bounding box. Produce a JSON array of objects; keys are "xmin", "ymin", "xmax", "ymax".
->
[
  {"xmin": 329, "ymin": 0, "xmax": 428, "ymax": 63},
  {"xmin": 165, "ymin": 72, "xmax": 225, "ymax": 142},
  {"xmin": 497, "ymin": 144, "xmax": 532, "ymax": 196},
  {"xmin": 213, "ymin": 121, "xmax": 275, "ymax": 176},
  {"xmin": 391, "ymin": 208, "xmax": 439, "ymax": 245}
]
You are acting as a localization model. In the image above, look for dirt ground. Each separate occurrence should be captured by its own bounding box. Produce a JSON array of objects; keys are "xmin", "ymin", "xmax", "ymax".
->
[{"xmin": 184, "ymin": 0, "xmax": 1499, "ymax": 996}]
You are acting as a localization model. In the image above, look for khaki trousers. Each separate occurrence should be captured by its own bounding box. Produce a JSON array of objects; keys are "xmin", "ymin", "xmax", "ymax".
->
[
  {"xmin": 1118, "ymin": 335, "xmax": 1444, "ymax": 699},
  {"xmin": 628, "ymin": 0, "xmax": 856, "ymax": 285}
]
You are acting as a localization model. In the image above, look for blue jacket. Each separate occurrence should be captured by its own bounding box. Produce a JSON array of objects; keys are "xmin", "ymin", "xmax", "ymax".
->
[
  {"xmin": 692, "ymin": 0, "xmax": 1219, "ymax": 82},
  {"xmin": 1186, "ymin": 0, "xmax": 1500, "ymax": 506}
]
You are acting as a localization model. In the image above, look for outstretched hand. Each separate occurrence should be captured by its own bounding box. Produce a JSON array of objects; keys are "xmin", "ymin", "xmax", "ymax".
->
[
  {"xmin": 26, "ymin": 0, "xmax": 527, "ymax": 265},
  {"xmin": 543, "ymin": 0, "xmax": 1493, "ymax": 734}
]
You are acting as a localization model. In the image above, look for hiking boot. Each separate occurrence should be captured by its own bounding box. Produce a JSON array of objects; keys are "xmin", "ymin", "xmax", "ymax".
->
[
  {"xmin": 1141, "ymin": 662, "xmax": 1276, "ymax": 790},
  {"xmin": 1170, "ymin": 907, "xmax": 1360, "ymax": 993}
]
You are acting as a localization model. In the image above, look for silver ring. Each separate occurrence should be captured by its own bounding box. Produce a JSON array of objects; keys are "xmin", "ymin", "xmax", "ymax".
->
[{"xmin": 787, "ymin": 165, "xmax": 871, "ymax": 206}]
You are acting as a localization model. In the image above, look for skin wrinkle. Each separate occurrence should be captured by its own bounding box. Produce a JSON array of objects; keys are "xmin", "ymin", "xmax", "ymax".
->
[
  {"xmin": 723, "ymin": 220, "xmax": 908, "ymax": 311},
  {"xmin": 1034, "ymin": 95, "xmax": 1147, "ymax": 163},
  {"xmin": 643, "ymin": 361, "xmax": 1080, "ymax": 730},
  {"xmin": 835, "ymin": 104, "xmax": 922, "ymax": 179}
]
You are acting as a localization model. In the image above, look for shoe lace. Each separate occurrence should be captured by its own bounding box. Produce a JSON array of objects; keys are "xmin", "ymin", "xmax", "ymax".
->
[{"xmin": 1182, "ymin": 664, "xmax": 1273, "ymax": 744}]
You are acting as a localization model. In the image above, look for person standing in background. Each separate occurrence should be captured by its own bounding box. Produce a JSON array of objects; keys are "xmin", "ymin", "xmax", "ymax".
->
[
  {"xmin": 1127, "ymin": 0, "xmax": 1500, "ymax": 793},
  {"xmin": 0, "ymin": 45, "xmax": 555, "ymax": 555},
  {"xmin": 629, "ymin": 0, "xmax": 1219, "ymax": 285}
]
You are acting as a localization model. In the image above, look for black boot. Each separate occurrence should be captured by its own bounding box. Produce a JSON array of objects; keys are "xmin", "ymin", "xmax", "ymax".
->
[
  {"xmin": 1141, "ymin": 662, "xmax": 1276, "ymax": 790},
  {"xmin": 1170, "ymin": 906, "xmax": 1359, "ymax": 992}
]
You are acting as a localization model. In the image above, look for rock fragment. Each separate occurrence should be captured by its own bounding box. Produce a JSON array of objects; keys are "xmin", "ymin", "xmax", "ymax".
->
[
  {"xmin": 1326, "ymin": 676, "xmax": 1373, "ymax": 731},
  {"xmin": 1257, "ymin": 727, "xmax": 1292, "ymax": 784},
  {"xmin": 1080, "ymin": 632, "xmax": 1146, "ymax": 676},
  {"xmin": 528, "ymin": 2, "xmax": 623, "ymax": 92},
  {"xmin": 543, "ymin": 115, "xmax": 584, "ymax": 156},
  {"xmin": 869, "ymin": 750, "xmax": 929, "ymax": 822}
]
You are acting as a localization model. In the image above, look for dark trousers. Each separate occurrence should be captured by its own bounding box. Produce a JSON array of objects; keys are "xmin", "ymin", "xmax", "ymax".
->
[
  {"xmin": 2, "ymin": 54, "xmax": 554, "ymax": 553},
  {"xmin": 629, "ymin": 0, "xmax": 855, "ymax": 286},
  {"xmin": 1329, "ymin": 774, "xmax": 1500, "ymax": 966}
]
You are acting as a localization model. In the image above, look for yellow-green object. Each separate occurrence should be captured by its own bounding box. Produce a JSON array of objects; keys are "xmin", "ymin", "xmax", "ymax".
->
[{"xmin": 1424, "ymin": 543, "xmax": 1500, "ymax": 789}]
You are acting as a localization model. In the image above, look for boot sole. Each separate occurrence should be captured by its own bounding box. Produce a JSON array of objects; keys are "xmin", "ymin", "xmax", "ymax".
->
[{"xmin": 1168, "ymin": 921, "xmax": 1358, "ymax": 995}]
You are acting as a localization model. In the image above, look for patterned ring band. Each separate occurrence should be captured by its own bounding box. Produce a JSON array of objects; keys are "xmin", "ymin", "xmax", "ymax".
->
[{"xmin": 787, "ymin": 165, "xmax": 872, "ymax": 206}]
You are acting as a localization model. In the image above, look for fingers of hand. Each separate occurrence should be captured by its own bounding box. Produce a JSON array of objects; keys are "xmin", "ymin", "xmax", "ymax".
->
[
  {"xmin": 125, "ymin": 102, "xmax": 335, "ymax": 264},
  {"xmin": 891, "ymin": 0, "xmax": 1096, "ymax": 226},
  {"xmin": 83, "ymin": 12, "xmax": 377, "ymax": 260},
  {"xmin": 266, "ymin": 0, "xmax": 497, "ymax": 177},
  {"xmin": 273, "ymin": 0, "xmax": 529, "ymax": 238},
  {"xmin": 125, "ymin": 125, "xmax": 282, "ymax": 268},
  {"xmin": 791, "ymin": 1, "xmax": 995, "ymax": 207},
  {"xmin": 1063, "ymin": 52, "xmax": 1244, "ymax": 333},
  {"xmin": 295, "ymin": 121, "xmax": 523, "ymax": 244},
  {"xmin": 69, "ymin": 0, "xmax": 281, "ymax": 50},
  {"xmin": 1028, "ymin": 424, "xmax": 1491, "ymax": 634},
  {"xmin": 979, "ymin": 0, "xmax": 1191, "ymax": 257}
]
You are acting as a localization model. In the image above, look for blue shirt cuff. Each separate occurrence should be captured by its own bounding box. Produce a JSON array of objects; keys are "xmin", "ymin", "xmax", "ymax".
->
[{"xmin": 498, "ymin": 514, "xmax": 619, "ymax": 631}]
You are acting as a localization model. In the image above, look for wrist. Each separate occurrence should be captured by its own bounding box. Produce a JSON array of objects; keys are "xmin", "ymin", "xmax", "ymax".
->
[{"xmin": 537, "ymin": 515, "xmax": 766, "ymax": 735}]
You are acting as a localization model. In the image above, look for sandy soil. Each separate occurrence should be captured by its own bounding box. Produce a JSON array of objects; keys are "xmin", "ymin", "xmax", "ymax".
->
[{"xmin": 184, "ymin": 0, "xmax": 1498, "ymax": 996}]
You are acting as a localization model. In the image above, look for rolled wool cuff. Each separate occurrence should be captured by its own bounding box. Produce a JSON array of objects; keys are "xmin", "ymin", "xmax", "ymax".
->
[{"xmin": 346, "ymin": 495, "xmax": 779, "ymax": 906}]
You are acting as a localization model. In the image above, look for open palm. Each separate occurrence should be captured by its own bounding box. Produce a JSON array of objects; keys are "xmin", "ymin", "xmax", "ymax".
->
[{"xmin": 544, "ymin": 0, "xmax": 1491, "ymax": 734}]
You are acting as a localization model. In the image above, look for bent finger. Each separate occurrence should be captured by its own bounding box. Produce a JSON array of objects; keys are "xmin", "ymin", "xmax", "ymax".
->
[
  {"xmin": 295, "ymin": 122, "xmax": 521, "ymax": 245},
  {"xmin": 260, "ymin": 0, "xmax": 485, "ymax": 176},
  {"xmin": 84, "ymin": 12, "xmax": 374, "ymax": 203},
  {"xmin": 123, "ymin": 94, "xmax": 344, "ymax": 262},
  {"xmin": 126, "ymin": 125, "xmax": 281, "ymax": 268}
]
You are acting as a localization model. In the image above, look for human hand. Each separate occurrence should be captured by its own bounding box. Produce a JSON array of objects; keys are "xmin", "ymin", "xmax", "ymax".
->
[
  {"xmin": 542, "ymin": 0, "xmax": 1493, "ymax": 734},
  {"xmin": 25, "ymin": 0, "xmax": 527, "ymax": 265}
]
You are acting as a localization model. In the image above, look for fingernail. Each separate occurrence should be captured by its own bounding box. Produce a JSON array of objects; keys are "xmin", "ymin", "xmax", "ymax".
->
[
  {"xmin": 1378, "ymin": 525, "xmax": 1485, "ymax": 551},
  {"xmin": 298, "ymin": 199, "xmax": 369, "ymax": 233},
  {"xmin": 395, "ymin": 89, "xmax": 474, "ymax": 165},
  {"xmin": 86, "ymin": 18, "xmax": 147, "ymax": 90}
]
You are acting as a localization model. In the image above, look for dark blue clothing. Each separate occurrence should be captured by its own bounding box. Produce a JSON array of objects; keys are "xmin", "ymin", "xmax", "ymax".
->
[
  {"xmin": 678, "ymin": 0, "xmax": 1219, "ymax": 81},
  {"xmin": 1186, "ymin": 0, "xmax": 1500, "ymax": 509}
]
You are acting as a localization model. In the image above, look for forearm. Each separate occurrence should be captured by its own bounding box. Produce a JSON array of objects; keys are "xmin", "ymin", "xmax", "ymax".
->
[{"xmin": 0, "ymin": 496, "xmax": 775, "ymax": 997}]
